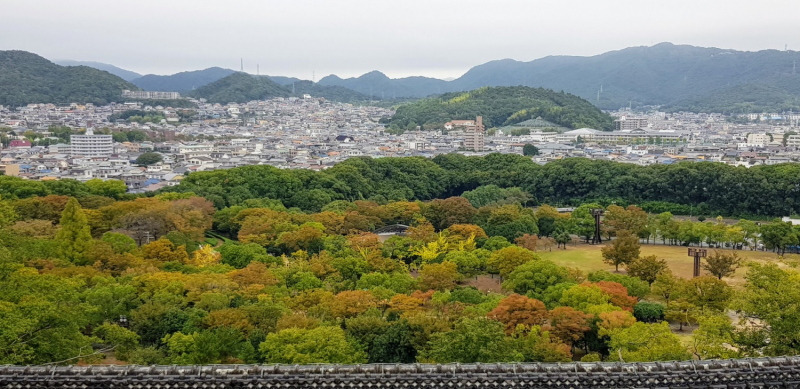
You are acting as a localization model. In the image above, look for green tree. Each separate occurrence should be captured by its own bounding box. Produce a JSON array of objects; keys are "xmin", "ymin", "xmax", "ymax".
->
[
  {"xmin": 163, "ymin": 328, "xmax": 255, "ymax": 364},
  {"xmin": 421, "ymin": 318, "xmax": 522, "ymax": 363},
  {"xmin": 487, "ymin": 246, "xmax": 538, "ymax": 277},
  {"xmin": 702, "ymin": 250, "xmax": 742, "ymax": 280},
  {"xmin": 570, "ymin": 203, "xmax": 601, "ymax": 243},
  {"xmin": 94, "ymin": 323, "xmax": 140, "ymax": 360},
  {"xmin": 522, "ymin": 144, "xmax": 540, "ymax": 156},
  {"xmin": 733, "ymin": 263, "xmax": 800, "ymax": 356},
  {"xmin": 691, "ymin": 314, "xmax": 740, "ymax": 360},
  {"xmin": 101, "ymin": 232, "xmax": 137, "ymax": 254},
  {"xmin": 664, "ymin": 299, "xmax": 699, "ymax": 331},
  {"xmin": 759, "ymin": 219, "xmax": 796, "ymax": 255},
  {"xmin": 517, "ymin": 326, "xmax": 572, "ymax": 362},
  {"xmin": 633, "ymin": 302, "xmax": 665, "ymax": 323},
  {"xmin": 369, "ymin": 321, "xmax": 417, "ymax": 363},
  {"xmin": 502, "ymin": 260, "xmax": 570, "ymax": 299},
  {"xmin": 219, "ymin": 243, "xmax": 279, "ymax": 269},
  {"xmin": 0, "ymin": 269, "xmax": 94, "ymax": 364},
  {"xmin": 85, "ymin": 178, "xmax": 127, "ymax": 199},
  {"xmin": 444, "ymin": 250, "xmax": 484, "ymax": 277},
  {"xmin": 626, "ymin": 255, "xmax": 667, "ymax": 285},
  {"xmin": 0, "ymin": 195, "xmax": 16, "ymax": 228},
  {"xmin": 259, "ymin": 326, "xmax": 366, "ymax": 364},
  {"xmin": 600, "ymin": 230, "xmax": 640, "ymax": 271},
  {"xmin": 55, "ymin": 198, "xmax": 93, "ymax": 263},
  {"xmin": 607, "ymin": 322, "xmax": 691, "ymax": 362},
  {"xmin": 135, "ymin": 152, "xmax": 164, "ymax": 167}
]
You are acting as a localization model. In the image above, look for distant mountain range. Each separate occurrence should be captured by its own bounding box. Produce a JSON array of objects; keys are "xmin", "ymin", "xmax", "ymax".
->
[
  {"xmin": 318, "ymin": 43, "xmax": 800, "ymax": 111},
  {"xmin": 55, "ymin": 60, "xmax": 142, "ymax": 81},
  {"xmin": 0, "ymin": 51, "xmax": 138, "ymax": 107},
  {"xmin": 27, "ymin": 43, "xmax": 800, "ymax": 112},
  {"xmin": 187, "ymin": 72, "xmax": 369, "ymax": 104},
  {"xmin": 131, "ymin": 67, "xmax": 237, "ymax": 93}
]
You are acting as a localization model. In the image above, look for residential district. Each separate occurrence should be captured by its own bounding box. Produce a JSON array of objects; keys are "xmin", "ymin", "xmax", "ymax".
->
[{"xmin": 2, "ymin": 96, "xmax": 800, "ymax": 193}]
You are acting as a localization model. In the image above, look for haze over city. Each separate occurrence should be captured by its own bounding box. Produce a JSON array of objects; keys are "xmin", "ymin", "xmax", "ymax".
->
[{"xmin": 1, "ymin": 0, "xmax": 798, "ymax": 78}]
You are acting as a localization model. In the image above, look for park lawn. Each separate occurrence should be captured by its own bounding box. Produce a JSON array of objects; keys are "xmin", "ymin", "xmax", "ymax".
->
[{"xmin": 536, "ymin": 243, "xmax": 796, "ymax": 287}]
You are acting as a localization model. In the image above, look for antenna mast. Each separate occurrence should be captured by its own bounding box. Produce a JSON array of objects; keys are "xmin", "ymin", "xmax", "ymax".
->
[
  {"xmin": 257, "ymin": 64, "xmax": 260, "ymax": 76},
  {"xmin": 240, "ymin": 58, "xmax": 243, "ymax": 72}
]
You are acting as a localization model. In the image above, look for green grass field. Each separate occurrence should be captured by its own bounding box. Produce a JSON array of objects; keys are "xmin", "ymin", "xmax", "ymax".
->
[{"xmin": 536, "ymin": 243, "xmax": 797, "ymax": 286}]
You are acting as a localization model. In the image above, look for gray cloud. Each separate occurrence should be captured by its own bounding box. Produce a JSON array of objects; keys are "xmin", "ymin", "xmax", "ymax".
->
[{"xmin": 1, "ymin": 0, "xmax": 797, "ymax": 79}]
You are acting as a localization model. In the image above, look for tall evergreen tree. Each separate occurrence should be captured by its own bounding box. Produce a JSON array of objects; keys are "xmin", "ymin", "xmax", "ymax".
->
[
  {"xmin": 0, "ymin": 195, "xmax": 16, "ymax": 228},
  {"xmin": 56, "ymin": 198, "xmax": 92, "ymax": 263}
]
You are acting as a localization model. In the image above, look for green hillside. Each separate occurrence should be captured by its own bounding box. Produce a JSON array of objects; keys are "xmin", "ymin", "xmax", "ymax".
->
[
  {"xmin": 188, "ymin": 72, "xmax": 291, "ymax": 103},
  {"xmin": 0, "ymin": 51, "xmax": 138, "ymax": 107},
  {"xmin": 188, "ymin": 73, "xmax": 374, "ymax": 104},
  {"xmin": 385, "ymin": 86, "xmax": 614, "ymax": 130}
]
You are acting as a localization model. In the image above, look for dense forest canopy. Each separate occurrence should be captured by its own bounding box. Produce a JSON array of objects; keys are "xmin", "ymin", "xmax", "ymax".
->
[
  {"xmin": 0, "ymin": 179, "xmax": 798, "ymax": 365},
  {"xmin": 2, "ymin": 155, "xmax": 800, "ymax": 218},
  {"xmin": 0, "ymin": 51, "xmax": 138, "ymax": 107},
  {"xmin": 385, "ymin": 86, "xmax": 614, "ymax": 130},
  {"xmin": 129, "ymin": 155, "xmax": 800, "ymax": 218}
]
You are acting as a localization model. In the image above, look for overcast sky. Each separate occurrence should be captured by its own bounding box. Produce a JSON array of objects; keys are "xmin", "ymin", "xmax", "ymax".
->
[{"xmin": 2, "ymin": 0, "xmax": 798, "ymax": 80}]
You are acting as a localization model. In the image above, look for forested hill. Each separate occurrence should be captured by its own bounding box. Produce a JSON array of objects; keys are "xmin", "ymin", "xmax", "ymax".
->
[
  {"xmin": 149, "ymin": 154, "xmax": 800, "ymax": 218},
  {"xmin": 385, "ymin": 86, "xmax": 614, "ymax": 130},
  {"xmin": 187, "ymin": 73, "xmax": 292, "ymax": 103},
  {"xmin": 188, "ymin": 72, "xmax": 370, "ymax": 103},
  {"xmin": 0, "ymin": 51, "xmax": 138, "ymax": 107}
]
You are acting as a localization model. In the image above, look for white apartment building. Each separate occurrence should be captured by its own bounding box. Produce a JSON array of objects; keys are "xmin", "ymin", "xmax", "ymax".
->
[
  {"xmin": 786, "ymin": 134, "xmax": 800, "ymax": 147},
  {"xmin": 70, "ymin": 130, "xmax": 113, "ymax": 157},
  {"xmin": 613, "ymin": 117, "xmax": 648, "ymax": 131},
  {"xmin": 747, "ymin": 133, "xmax": 770, "ymax": 145}
]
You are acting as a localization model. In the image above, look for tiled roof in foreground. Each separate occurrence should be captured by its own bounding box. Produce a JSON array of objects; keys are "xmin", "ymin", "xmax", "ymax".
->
[{"xmin": 1, "ymin": 357, "xmax": 800, "ymax": 389}]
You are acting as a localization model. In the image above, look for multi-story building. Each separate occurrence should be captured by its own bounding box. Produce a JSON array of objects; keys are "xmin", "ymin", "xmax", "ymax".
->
[
  {"xmin": 747, "ymin": 133, "xmax": 770, "ymax": 145},
  {"xmin": 787, "ymin": 134, "xmax": 800, "ymax": 147},
  {"xmin": 122, "ymin": 90, "xmax": 181, "ymax": 100},
  {"xmin": 70, "ymin": 129, "xmax": 113, "ymax": 157},
  {"xmin": 462, "ymin": 116, "xmax": 485, "ymax": 151},
  {"xmin": 614, "ymin": 117, "xmax": 649, "ymax": 131}
]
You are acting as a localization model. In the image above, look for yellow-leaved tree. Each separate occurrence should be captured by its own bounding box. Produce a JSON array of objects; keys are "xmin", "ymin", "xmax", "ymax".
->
[{"xmin": 190, "ymin": 244, "xmax": 221, "ymax": 267}]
